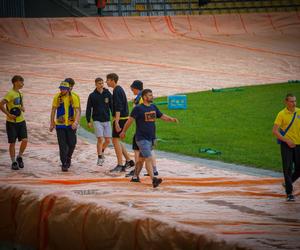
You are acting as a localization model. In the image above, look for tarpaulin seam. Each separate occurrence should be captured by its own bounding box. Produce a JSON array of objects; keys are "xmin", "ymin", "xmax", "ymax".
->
[
  {"xmin": 73, "ymin": 18, "xmax": 81, "ymax": 36},
  {"xmin": 220, "ymin": 231, "xmax": 269, "ymax": 235},
  {"xmin": 164, "ymin": 16, "xmax": 177, "ymax": 34},
  {"xmin": 47, "ymin": 19, "xmax": 55, "ymax": 38},
  {"xmin": 97, "ymin": 17, "xmax": 110, "ymax": 40},
  {"xmin": 0, "ymin": 68, "xmax": 91, "ymax": 83},
  {"xmin": 81, "ymin": 206, "xmax": 91, "ymax": 250},
  {"xmin": 122, "ymin": 16, "xmax": 135, "ymax": 38},
  {"xmin": 10, "ymin": 190, "xmax": 25, "ymax": 232},
  {"xmin": 134, "ymin": 219, "xmax": 140, "ymax": 250},
  {"xmin": 239, "ymin": 14, "xmax": 248, "ymax": 34},
  {"xmin": 38, "ymin": 195, "xmax": 57, "ymax": 250},
  {"xmin": 21, "ymin": 20, "xmax": 29, "ymax": 38},
  {"xmin": 164, "ymin": 16, "xmax": 298, "ymax": 58},
  {"xmin": 181, "ymin": 34, "xmax": 300, "ymax": 58},
  {"xmin": 1, "ymin": 39, "xmax": 282, "ymax": 80},
  {"xmin": 186, "ymin": 15, "xmax": 192, "ymax": 32},
  {"xmin": 148, "ymin": 16, "xmax": 159, "ymax": 33},
  {"xmin": 213, "ymin": 15, "xmax": 220, "ymax": 33},
  {"xmin": 267, "ymin": 13, "xmax": 283, "ymax": 35}
]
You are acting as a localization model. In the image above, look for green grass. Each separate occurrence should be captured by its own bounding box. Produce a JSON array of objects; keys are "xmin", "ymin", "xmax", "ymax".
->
[{"xmin": 80, "ymin": 82, "xmax": 300, "ymax": 172}]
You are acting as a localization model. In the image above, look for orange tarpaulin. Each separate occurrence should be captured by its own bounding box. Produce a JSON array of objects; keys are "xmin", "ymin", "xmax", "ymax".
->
[{"xmin": 0, "ymin": 13, "xmax": 300, "ymax": 250}]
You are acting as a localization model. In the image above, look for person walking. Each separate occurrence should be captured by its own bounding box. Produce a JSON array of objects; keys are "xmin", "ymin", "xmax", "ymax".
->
[
  {"xmin": 0, "ymin": 75, "xmax": 28, "ymax": 170},
  {"xmin": 106, "ymin": 73, "xmax": 134, "ymax": 172},
  {"xmin": 86, "ymin": 77, "xmax": 112, "ymax": 166},
  {"xmin": 273, "ymin": 93, "xmax": 300, "ymax": 202},
  {"xmin": 120, "ymin": 89, "xmax": 178, "ymax": 188},
  {"xmin": 49, "ymin": 81, "xmax": 80, "ymax": 172}
]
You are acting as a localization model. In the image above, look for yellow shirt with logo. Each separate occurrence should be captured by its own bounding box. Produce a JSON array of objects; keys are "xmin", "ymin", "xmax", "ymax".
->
[
  {"xmin": 4, "ymin": 89, "xmax": 25, "ymax": 123},
  {"xmin": 274, "ymin": 107, "xmax": 300, "ymax": 144},
  {"xmin": 52, "ymin": 92, "xmax": 80, "ymax": 128}
]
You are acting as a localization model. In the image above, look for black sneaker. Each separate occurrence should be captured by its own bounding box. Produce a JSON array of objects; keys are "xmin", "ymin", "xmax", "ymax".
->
[
  {"xmin": 125, "ymin": 169, "xmax": 135, "ymax": 177},
  {"xmin": 152, "ymin": 177, "xmax": 162, "ymax": 188},
  {"xmin": 16, "ymin": 156, "xmax": 24, "ymax": 168},
  {"xmin": 286, "ymin": 194, "xmax": 295, "ymax": 202},
  {"xmin": 110, "ymin": 165, "xmax": 125, "ymax": 172},
  {"xmin": 11, "ymin": 161, "xmax": 19, "ymax": 170},
  {"xmin": 61, "ymin": 164, "xmax": 68, "ymax": 172},
  {"xmin": 144, "ymin": 171, "xmax": 159, "ymax": 176},
  {"xmin": 130, "ymin": 176, "xmax": 140, "ymax": 182},
  {"xmin": 124, "ymin": 160, "xmax": 135, "ymax": 169}
]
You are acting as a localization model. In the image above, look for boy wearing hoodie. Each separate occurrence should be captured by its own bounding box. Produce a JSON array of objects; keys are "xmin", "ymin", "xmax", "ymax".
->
[{"xmin": 86, "ymin": 77, "xmax": 112, "ymax": 165}]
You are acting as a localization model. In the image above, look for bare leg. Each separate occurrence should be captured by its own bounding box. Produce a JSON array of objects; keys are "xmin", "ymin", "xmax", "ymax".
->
[
  {"xmin": 134, "ymin": 157, "xmax": 145, "ymax": 177},
  {"xmin": 134, "ymin": 150, "xmax": 139, "ymax": 164},
  {"xmin": 144, "ymin": 157, "xmax": 154, "ymax": 179},
  {"xmin": 97, "ymin": 137, "xmax": 103, "ymax": 155},
  {"xmin": 102, "ymin": 137, "xmax": 111, "ymax": 153},
  {"xmin": 112, "ymin": 137, "xmax": 123, "ymax": 165},
  {"xmin": 18, "ymin": 139, "xmax": 28, "ymax": 157},
  {"xmin": 121, "ymin": 143, "xmax": 131, "ymax": 161},
  {"xmin": 9, "ymin": 143, "xmax": 16, "ymax": 162},
  {"xmin": 151, "ymin": 151, "xmax": 157, "ymax": 172}
]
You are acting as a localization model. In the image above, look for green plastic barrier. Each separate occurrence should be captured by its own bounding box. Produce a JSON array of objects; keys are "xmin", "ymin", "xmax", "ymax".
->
[
  {"xmin": 212, "ymin": 87, "xmax": 244, "ymax": 92},
  {"xmin": 199, "ymin": 148, "xmax": 221, "ymax": 155}
]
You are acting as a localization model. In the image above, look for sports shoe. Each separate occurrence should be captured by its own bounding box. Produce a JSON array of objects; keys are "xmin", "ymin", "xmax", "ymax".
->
[
  {"xmin": 97, "ymin": 155, "xmax": 104, "ymax": 166},
  {"xmin": 286, "ymin": 194, "xmax": 295, "ymax": 202},
  {"xmin": 11, "ymin": 161, "xmax": 19, "ymax": 170},
  {"xmin": 16, "ymin": 156, "xmax": 24, "ymax": 168},
  {"xmin": 61, "ymin": 164, "xmax": 68, "ymax": 172},
  {"xmin": 144, "ymin": 171, "xmax": 159, "ymax": 176},
  {"xmin": 124, "ymin": 160, "xmax": 135, "ymax": 169},
  {"xmin": 130, "ymin": 176, "xmax": 140, "ymax": 183},
  {"xmin": 125, "ymin": 169, "xmax": 135, "ymax": 177},
  {"xmin": 152, "ymin": 177, "xmax": 162, "ymax": 188},
  {"xmin": 110, "ymin": 165, "xmax": 125, "ymax": 172}
]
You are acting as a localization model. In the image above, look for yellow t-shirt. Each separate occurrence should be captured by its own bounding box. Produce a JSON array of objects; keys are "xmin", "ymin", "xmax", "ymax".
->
[
  {"xmin": 71, "ymin": 91, "xmax": 81, "ymax": 109},
  {"xmin": 274, "ymin": 107, "xmax": 300, "ymax": 144},
  {"xmin": 4, "ymin": 89, "xmax": 25, "ymax": 123},
  {"xmin": 52, "ymin": 92, "xmax": 80, "ymax": 128}
]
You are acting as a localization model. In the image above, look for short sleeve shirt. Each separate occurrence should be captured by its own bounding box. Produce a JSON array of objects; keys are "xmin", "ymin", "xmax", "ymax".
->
[
  {"xmin": 52, "ymin": 92, "xmax": 80, "ymax": 128},
  {"xmin": 274, "ymin": 107, "xmax": 300, "ymax": 144},
  {"xmin": 130, "ymin": 104, "xmax": 163, "ymax": 141},
  {"xmin": 3, "ymin": 89, "xmax": 25, "ymax": 123}
]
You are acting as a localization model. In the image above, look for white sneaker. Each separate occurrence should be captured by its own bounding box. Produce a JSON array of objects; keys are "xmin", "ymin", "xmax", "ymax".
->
[{"xmin": 97, "ymin": 156, "xmax": 104, "ymax": 166}]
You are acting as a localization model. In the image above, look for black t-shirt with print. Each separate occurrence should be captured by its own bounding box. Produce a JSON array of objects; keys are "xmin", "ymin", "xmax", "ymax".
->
[{"xmin": 130, "ymin": 104, "xmax": 163, "ymax": 141}]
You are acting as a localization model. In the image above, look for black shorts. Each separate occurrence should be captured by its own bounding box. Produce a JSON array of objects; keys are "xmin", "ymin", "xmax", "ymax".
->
[
  {"xmin": 112, "ymin": 119, "xmax": 127, "ymax": 138},
  {"xmin": 132, "ymin": 134, "xmax": 139, "ymax": 150},
  {"xmin": 6, "ymin": 121, "xmax": 28, "ymax": 143}
]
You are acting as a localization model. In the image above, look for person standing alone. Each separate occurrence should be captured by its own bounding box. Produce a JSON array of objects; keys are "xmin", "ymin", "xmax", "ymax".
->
[{"xmin": 273, "ymin": 93, "xmax": 300, "ymax": 202}]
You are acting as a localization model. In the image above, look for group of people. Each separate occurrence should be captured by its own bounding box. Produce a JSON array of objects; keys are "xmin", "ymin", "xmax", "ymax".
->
[
  {"xmin": 0, "ymin": 75, "xmax": 299, "ymax": 194},
  {"xmin": 0, "ymin": 73, "xmax": 178, "ymax": 188}
]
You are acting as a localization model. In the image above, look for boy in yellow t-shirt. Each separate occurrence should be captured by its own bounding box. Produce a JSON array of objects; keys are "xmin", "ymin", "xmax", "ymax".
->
[
  {"xmin": 273, "ymin": 93, "xmax": 300, "ymax": 202},
  {"xmin": 49, "ymin": 81, "xmax": 80, "ymax": 172},
  {"xmin": 0, "ymin": 75, "xmax": 28, "ymax": 170}
]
